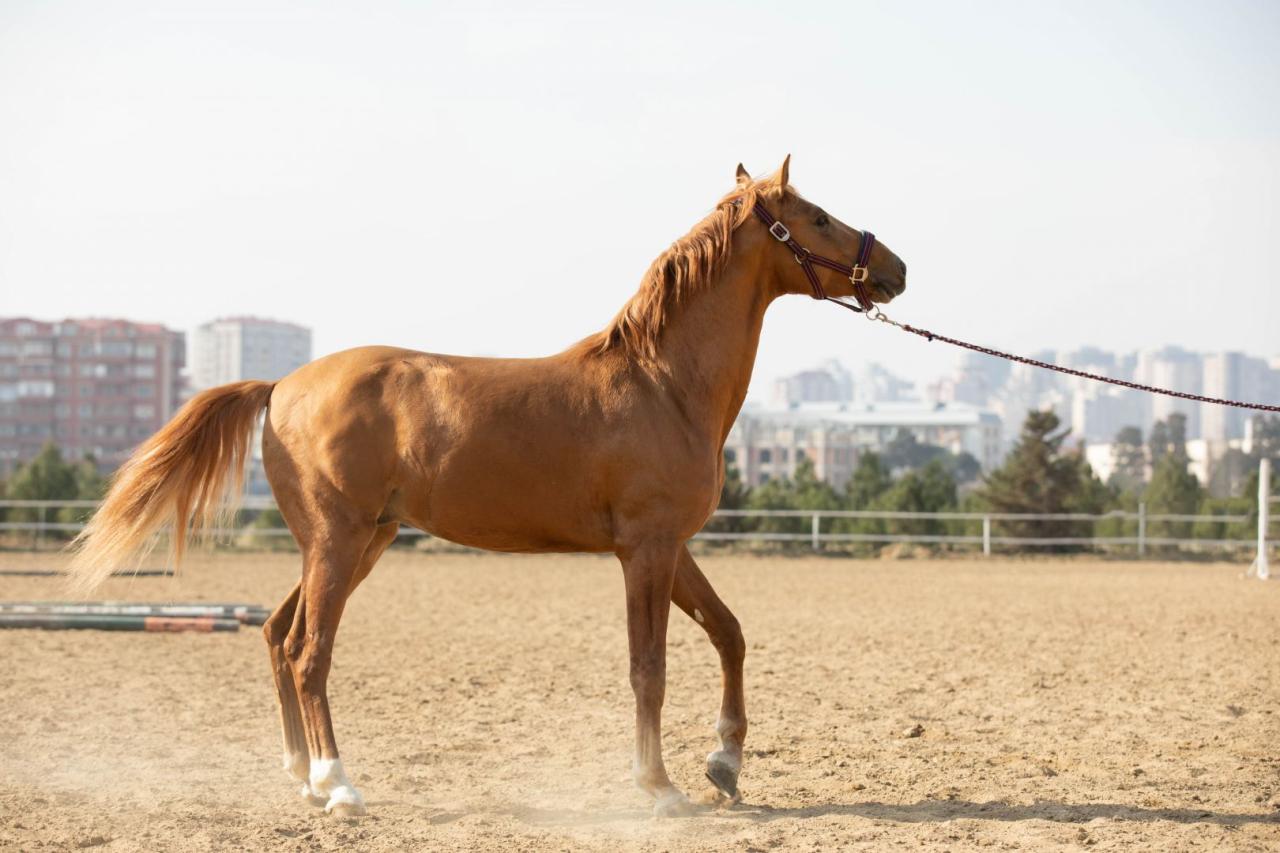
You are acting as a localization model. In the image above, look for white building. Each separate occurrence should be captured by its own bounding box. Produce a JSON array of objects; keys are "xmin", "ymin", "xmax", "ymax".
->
[
  {"xmin": 1202, "ymin": 352, "xmax": 1277, "ymax": 442},
  {"xmin": 1135, "ymin": 347, "xmax": 1202, "ymax": 438},
  {"xmin": 190, "ymin": 317, "xmax": 311, "ymax": 495},
  {"xmin": 771, "ymin": 359, "xmax": 853, "ymax": 406},
  {"xmin": 191, "ymin": 317, "xmax": 312, "ymax": 390},
  {"xmin": 725, "ymin": 401, "xmax": 1003, "ymax": 489}
]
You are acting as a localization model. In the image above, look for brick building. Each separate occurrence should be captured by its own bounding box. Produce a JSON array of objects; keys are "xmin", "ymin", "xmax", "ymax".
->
[{"xmin": 0, "ymin": 317, "xmax": 185, "ymax": 476}]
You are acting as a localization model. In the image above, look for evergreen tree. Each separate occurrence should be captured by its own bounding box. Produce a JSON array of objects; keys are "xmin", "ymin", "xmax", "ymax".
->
[
  {"xmin": 1109, "ymin": 425, "xmax": 1146, "ymax": 493},
  {"xmin": 6, "ymin": 443, "xmax": 82, "ymax": 534},
  {"xmin": 791, "ymin": 456, "xmax": 842, "ymax": 511},
  {"xmin": 6, "ymin": 442, "xmax": 78, "ymax": 504},
  {"xmin": 874, "ymin": 459, "xmax": 957, "ymax": 536},
  {"xmin": 61, "ymin": 454, "xmax": 108, "ymax": 526},
  {"xmin": 1148, "ymin": 413, "xmax": 1188, "ymax": 468},
  {"xmin": 719, "ymin": 456, "xmax": 750, "ymax": 510},
  {"xmin": 845, "ymin": 452, "xmax": 892, "ymax": 509},
  {"xmin": 945, "ymin": 451, "xmax": 983, "ymax": 486},
  {"xmin": 833, "ymin": 451, "xmax": 892, "ymax": 544},
  {"xmin": 1148, "ymin": 419, "xmax": 1170, "ymax": 468},
  {"xmin": 976, "ymin": 410, "xmax": 1099, "ymax": 542},
  {"xmin": 746, "ymin": 468, "xmax": 801, "ymax": 535},
  {"xmin": 882, "ymin": 429, "xmax": 945, "ymax": 473},
  {"xmin": 1144, "ymin": 451, "xmax": 1203, "ymax": 541}
]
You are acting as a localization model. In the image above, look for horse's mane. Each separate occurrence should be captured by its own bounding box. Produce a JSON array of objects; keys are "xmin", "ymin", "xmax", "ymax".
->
[{"xmin": 585, "ymin": 175, "xmax": 788, "ymax": 360}]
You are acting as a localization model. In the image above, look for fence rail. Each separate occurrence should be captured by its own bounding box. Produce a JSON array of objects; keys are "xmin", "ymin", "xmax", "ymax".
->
[{"xmin": 0, "ymin": 498, "xmax": 1272, "ymax": 557}]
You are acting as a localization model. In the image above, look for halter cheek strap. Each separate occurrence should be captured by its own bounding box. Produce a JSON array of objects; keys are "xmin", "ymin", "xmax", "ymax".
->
[{"xmin": 751, "ymin": 201, "xmax": 876, "ymax": 312}]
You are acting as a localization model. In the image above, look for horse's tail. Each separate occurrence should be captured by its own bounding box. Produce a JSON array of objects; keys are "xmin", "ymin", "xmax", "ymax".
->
[{"xmin": 66, "ymin": 380, "xmax": 275, "ymax": 593}]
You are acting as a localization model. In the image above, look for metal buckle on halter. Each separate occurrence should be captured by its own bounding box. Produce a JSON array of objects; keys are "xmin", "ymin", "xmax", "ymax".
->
[
  {"xmin": 768, "ymin": 221, "xmax": 791, "ymax": 242},
  {"xmin": 849, "ymin": 266, "xmax": 869, "ymax": 283}
]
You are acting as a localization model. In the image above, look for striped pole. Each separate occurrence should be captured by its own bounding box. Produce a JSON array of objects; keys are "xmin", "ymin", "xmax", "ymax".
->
[
  {"xmin": 0, "ymin": 601, "xmax": 269, "ymax": 625},
  {"xmin": 0, "ymin": 613, "xmax": 240, "ymax": 632}
]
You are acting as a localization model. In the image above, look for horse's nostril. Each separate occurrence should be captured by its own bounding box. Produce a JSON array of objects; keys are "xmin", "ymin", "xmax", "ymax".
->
[{"xmin": 898, "ymin": 259, "xmax": 907, "ymax": 277}]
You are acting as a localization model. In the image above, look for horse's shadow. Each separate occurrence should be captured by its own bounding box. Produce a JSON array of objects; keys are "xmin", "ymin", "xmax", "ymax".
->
[{"xmin": 479, "ymin": 799, "xmax": 1279, "ymax": 829}]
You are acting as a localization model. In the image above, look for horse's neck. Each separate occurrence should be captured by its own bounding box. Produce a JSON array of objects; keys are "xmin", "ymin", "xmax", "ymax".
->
[{"xmin": 652, "ymin": 253, "xmax": 776, "ymax": 443}]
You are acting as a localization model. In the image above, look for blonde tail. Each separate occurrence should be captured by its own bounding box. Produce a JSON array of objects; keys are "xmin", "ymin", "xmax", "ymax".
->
[{"xmin": 66, "ymin": 380, "xmax": 275, "ymax": 592}]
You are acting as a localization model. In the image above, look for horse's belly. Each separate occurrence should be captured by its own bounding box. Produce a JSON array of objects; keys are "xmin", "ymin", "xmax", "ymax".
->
[{"xmin": 397, "ymin": 465, "xmax": 616, "ymax": 554}]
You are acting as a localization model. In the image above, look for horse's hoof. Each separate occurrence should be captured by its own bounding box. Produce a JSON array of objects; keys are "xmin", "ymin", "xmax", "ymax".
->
[
  {"xmin": 328, "ymin": 801, "xmax": 366, "ymax": 819},
  {"xmin": 706, "ymin": 756, "xmax": 740, "ymax": 801},
  {"xmin": 652, "ymin": 790, "xmax": 695, "ymax": 818},
  {"xmin": 324, "ymin": 785, "xmax": 366, "ymax": 818}
]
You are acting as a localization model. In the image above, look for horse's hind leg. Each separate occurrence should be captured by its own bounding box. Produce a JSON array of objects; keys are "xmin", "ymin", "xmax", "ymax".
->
[
  {"xmin": 262, "ymin": 583, "xmax": 316, "ymax": 799},
  {"xmin": 284, "ymin": 515, "xmax": 398, "ymax": 817},
  {"xmin": 267, "ymin": 521, "xmax": 398, "ymax": 809},
  {"xmin": 671, "ymin": 546, "xmax": 747, "ymax": 802}
]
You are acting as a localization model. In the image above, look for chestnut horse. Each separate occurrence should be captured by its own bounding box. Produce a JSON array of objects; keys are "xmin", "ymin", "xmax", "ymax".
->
[{"xmin": 68, "ymin": 157, "xmax": 907, "ymax": 817}]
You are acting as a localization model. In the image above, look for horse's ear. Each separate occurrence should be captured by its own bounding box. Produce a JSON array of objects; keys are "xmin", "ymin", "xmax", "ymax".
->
[
  {"xmin": 735, "ymin": 163, "xmax": 751, "ymax": 185},
  {"xmin": 777, "ymin": 154, "xmax": 791, "ymax": 189}
]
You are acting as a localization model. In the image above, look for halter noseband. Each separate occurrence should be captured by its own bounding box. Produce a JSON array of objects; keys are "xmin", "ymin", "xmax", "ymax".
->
[{"xmin": 751, "ymin": 201, "xmax": 876, "ymax": 313}]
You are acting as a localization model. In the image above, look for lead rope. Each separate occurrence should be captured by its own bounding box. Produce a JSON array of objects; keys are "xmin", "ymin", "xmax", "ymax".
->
[{"xmin": 862, "ymin": 307, "xmax": 1280, "ymax": 413}]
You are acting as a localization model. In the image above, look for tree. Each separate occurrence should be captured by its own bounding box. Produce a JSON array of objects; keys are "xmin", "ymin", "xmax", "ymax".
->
[
  {"xmin": 976, "ymin": 410, "xmax": 1100, "ymax": 543},
  {"xmin": 791, "ymin": 456, "xmax": 842, "ymax": 512},
  {"xmin": 1109, "ymin": 425, "xmax": 1146, "ymax": 493},
  {"xmin": 831, "ymin": 451, "xmax": 893, "ymax": 545},
  {"xmin": 874, "ymin": 459, "xmax": 957, "ymax": 536},
  {"xmin": 1147, "ymin": 419, "xmax": 1169, "ymax": 468},
  {"xmin": 845, "ymin": 452, "xmax": 891, "ymax": 509},
  {"xmin": 4, "ymin": 442, "xmax": 103, "ymax": 536},
  {"xmin": 746, "ymin": 469, "xmax": 802, "ymax": 535},
  {"xmin": 6, "ymin": 442, "xmax": 78, "ymax": 506},
  {"xmin": 719, "ymin": 457, "xmax": 749, "ymax": 512},
  {"xmin": 1145, "ymin": 452, "xmax": 1203, "ymax": 541},
  {"xmin": 945, "ymin": 451, "xmax": 982, "ymax": 486},
  {"xmin": 1148, "ymin": 413, "xmax": 1187, "ymax": 468},
  {"xmin": 882, "ymin": 429, "xmax": 945, "ymax": 473}
]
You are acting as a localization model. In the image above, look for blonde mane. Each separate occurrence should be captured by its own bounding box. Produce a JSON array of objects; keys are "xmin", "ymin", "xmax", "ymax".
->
[{"xmin": 591, "ymin": 176, "xmax": 787, "ymax": 359}]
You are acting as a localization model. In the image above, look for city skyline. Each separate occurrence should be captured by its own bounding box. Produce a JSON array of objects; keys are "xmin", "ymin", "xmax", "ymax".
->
[{"xmin": 7, "ymin": 308, "xmax": 1278, "ymax": 415}]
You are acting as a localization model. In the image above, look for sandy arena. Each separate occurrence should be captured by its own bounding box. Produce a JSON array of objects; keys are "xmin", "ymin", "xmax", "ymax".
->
[{"xmin": 1, "ymin": 549, "xmax": 1277, "ymax": 851}]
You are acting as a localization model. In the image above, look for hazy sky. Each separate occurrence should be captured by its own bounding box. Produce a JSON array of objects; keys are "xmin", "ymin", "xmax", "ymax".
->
[{"xmin": 1, "ymin": 1, "xmax": 1277, "ymax": 396}]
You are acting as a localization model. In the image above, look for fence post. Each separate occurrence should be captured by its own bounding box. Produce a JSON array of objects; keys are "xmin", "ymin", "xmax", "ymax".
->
[
  {"xmin": 1137, "ymin": 502, "xmax": 1146, "ymax": 558},
  {"xmin": 36, "ymin": 504, "xmax": 46, "ymax": 551},
  {"xmin": 1254, "ymin": 458, "xmax": 1270, "ymax": 580},
  {"xmin": 982, "ymin": 515, "xmax": 991, "ymax": 556},
  {"xmin": 811, "ymin": 512, "xmax": 821, "ymax": 552}
]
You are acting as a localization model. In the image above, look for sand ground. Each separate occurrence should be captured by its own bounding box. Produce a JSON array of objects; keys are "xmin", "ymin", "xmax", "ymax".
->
[{"xmin": 0, "ymin": 549, "xmax": 1277, "ymax": 851}]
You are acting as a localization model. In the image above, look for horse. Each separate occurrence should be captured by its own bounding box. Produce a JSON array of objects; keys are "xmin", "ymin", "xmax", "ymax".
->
[{"xmin": 67, "ymin": 156, "xmax": 908, "ymax": 818}]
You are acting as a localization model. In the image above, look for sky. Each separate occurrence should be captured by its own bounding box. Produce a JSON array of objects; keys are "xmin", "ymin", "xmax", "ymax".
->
[{"xmin": 1, "ymin": 0, "xmax": 1277, "ymax": 397}]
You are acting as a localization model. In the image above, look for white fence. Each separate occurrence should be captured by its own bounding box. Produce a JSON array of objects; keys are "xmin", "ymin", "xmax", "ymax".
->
[{"xmin": 2, "ymin": 495, "xmax": 1274, "ymax": 560}]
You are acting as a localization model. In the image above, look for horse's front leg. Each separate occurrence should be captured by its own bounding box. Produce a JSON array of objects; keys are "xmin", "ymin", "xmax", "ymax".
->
[
  {"xmin": 617, "ymin": 538, "xmax": 692, "ymax": 817},
  {"xmin": 672, "ymin": 546, "xmax": 746, "ymax": 803}
]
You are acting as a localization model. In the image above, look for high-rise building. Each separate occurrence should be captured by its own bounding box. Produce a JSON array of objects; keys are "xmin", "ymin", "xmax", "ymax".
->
[
  {"xmin": 1202, "ymin": 352, "xmax": 1277, "ymax": 441},
  {"xmin": 1135, "ymin": 347, "xmax": 1202, "ymax": 438},
  {"xmin": 191, "ymin": 317, "xmax": 311, "ymax": 389},
  {"xmin": 0, "ymin": 317, "xmax": 184, "ymax": 476}
]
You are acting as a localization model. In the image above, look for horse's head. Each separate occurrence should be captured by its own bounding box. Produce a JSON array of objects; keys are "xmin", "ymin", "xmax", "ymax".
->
[{"xmin": 733, "ymin": 156, "xmax": 907, "ymax": 307}]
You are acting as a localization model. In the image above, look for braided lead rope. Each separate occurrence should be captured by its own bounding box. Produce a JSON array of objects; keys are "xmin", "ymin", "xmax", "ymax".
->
[{"xmin": 863, "ymin": 308, "xmax": 1280, "ymax": 414}]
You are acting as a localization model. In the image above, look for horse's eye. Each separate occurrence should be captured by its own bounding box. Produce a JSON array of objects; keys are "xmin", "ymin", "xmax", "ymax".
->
[{"xmin": 815, "ymin": 213, "xmax": 829, "ymax": 227}]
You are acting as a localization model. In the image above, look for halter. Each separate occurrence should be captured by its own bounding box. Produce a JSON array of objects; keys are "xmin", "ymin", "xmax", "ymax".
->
[{"xmin": 751, "ymin": 201, "xmax": 876, "ymax": 313}]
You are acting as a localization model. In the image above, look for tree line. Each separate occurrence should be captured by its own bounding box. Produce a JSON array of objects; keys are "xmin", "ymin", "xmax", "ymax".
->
[{"xmin": 708, "ymin": 410, "xmax": 1280, "ymax": 550}]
